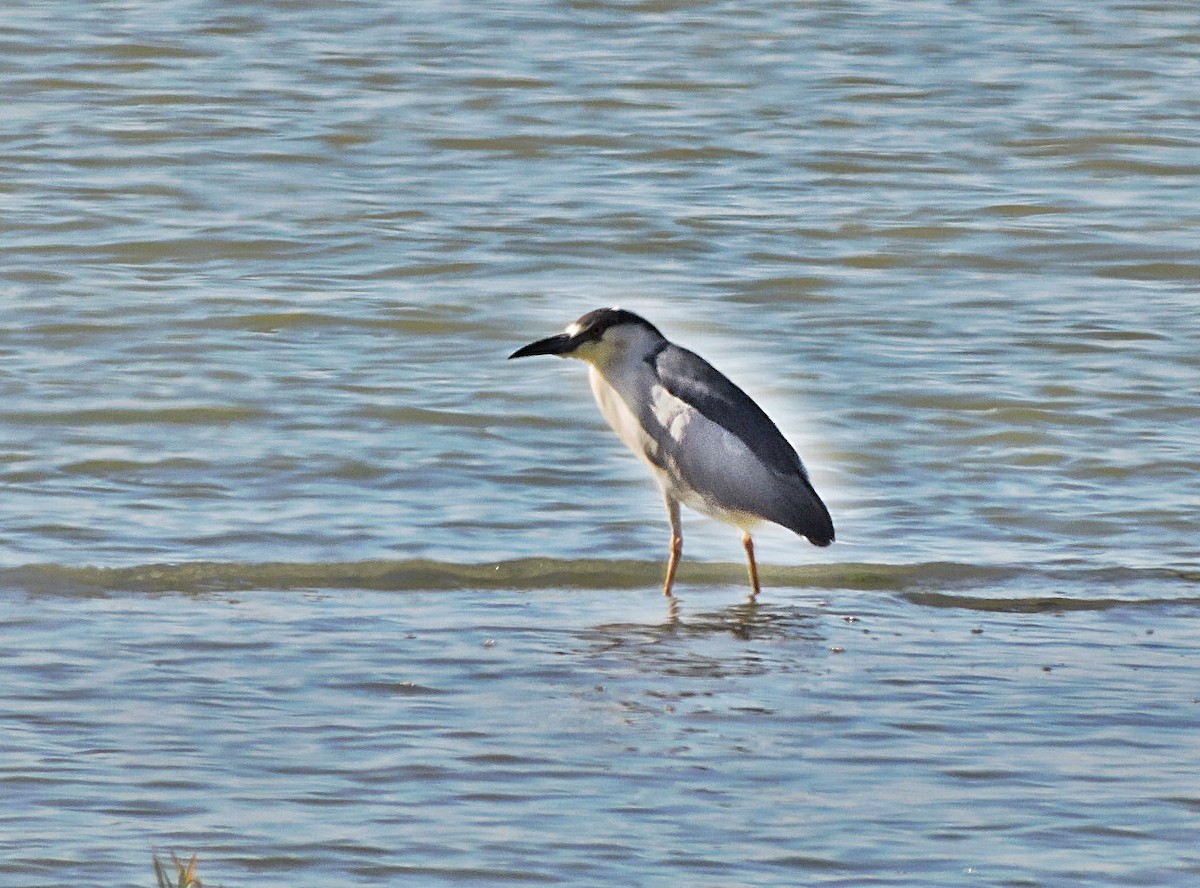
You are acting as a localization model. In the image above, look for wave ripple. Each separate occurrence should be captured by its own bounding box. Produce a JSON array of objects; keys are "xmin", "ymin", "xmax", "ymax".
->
[{"xmin": 5, "ymin": 559, "xmax": 1196, "ymax": 610}]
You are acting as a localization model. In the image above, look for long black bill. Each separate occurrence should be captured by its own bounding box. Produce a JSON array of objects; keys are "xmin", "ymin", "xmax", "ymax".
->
[{"xmin": 508, "ymin": 333, "xmax": 576, "ymax": 359}]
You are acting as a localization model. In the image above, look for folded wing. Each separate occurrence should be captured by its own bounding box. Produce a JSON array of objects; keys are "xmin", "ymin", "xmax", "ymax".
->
[{"xmin": 652, "ymin": 345, "xmax": 834, "ymax": 546}]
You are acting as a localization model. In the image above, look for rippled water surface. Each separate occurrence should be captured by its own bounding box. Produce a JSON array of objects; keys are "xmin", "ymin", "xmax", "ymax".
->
[{"xmin": 2, "ymin": 1, "xmax": 1199, "ymax": 885}]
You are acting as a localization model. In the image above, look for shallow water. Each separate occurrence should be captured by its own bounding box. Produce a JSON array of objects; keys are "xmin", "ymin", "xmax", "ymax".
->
[
  {"xmin": 2, "ymin": 0, "xmax": 1199, "ymax": 885},
  {"xmin": 6, "ymin": 581, "xmax": 1200, "ymax": 887}
]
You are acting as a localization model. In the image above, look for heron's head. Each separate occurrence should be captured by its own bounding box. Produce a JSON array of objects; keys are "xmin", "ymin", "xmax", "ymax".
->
[{"xmin": 508, "ymin": 307, "xmax": 665, "ymax": 368}]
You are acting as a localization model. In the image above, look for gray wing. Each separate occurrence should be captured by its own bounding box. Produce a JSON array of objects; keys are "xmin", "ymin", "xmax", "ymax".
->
[{"xmin": 653, "ymin": 345, "xmax": 834, "ymax": 545}]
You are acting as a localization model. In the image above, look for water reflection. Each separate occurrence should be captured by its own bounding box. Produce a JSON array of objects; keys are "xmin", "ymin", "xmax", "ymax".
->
[
  {"xmin": 585, "ymin": 595, "xmax": 828, "ymax": 680},
  {"xmin": 669, "ymin": 596, "xmax": 826, "ymax": 642},
  {"xmin": 598, "ymin": 595, "xmax": 826, "ymax": 640}
]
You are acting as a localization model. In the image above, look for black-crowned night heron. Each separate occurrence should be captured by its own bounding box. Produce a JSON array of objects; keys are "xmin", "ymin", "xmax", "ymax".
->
[{"xmin": 509, "ymin": 307, "xmax": 834, "ymax": 597}]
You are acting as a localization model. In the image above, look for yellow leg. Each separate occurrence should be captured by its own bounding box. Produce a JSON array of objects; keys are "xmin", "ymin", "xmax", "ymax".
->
[
  {"xmin": 742, "ymin": 531, "xmax": 761, "ymax": 597},
  {"xmin": 663, "ymin": 494, "xmax": 682, "ymax": 597},
  {"xmin": 663, "ymin": 533, "xmax": 683, "ymax": 597}
]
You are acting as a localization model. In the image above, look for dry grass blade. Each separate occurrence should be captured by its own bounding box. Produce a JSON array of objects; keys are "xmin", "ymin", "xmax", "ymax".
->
[{"xmin": 152, "ymin": 852, "xmax": 202, "ymax": 888}]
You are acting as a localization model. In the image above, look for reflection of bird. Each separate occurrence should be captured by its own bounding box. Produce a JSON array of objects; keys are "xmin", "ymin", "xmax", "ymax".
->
[{"xmin": 509, "ymin": 307, "xmax": 834, "ymax": 598}]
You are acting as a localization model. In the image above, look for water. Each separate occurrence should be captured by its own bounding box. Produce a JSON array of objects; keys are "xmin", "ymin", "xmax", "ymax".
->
[{"xmin": 2, "ymin": 0, "xmax": 1199, "ymax": 884}]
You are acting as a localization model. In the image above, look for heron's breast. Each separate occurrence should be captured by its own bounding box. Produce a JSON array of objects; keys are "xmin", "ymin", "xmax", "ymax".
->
[{"xmin": 588, "ymin": 367, "xmax": 664, "ymax": 469}]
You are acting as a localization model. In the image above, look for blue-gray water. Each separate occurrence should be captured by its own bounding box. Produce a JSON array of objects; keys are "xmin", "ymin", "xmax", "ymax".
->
[{"xmin": 2, "ymin": 1, "xmax": 1199, "ymax": 885}]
